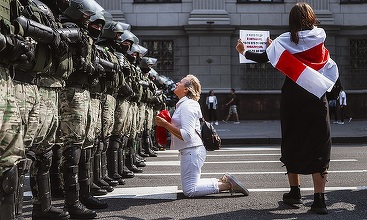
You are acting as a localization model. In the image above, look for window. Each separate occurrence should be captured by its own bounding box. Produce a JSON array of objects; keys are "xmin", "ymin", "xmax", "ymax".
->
[
  {"xmin": 142, "ymin": 40, "xmax": 175, "ymax": 78},
  {"xmin": 134, "ymin": 0, "xmax": 181, "ymax": 3},
  {"xmin": 340, "ymin": 0, "xmax": 367, "ymax": 3},
  {"xmin": 349, "ymin": 39, "xmax": 367, "ymax": 88},
  {"xmin": 237, "ymin": 0, "xmax": 283, "ymax": 3}
]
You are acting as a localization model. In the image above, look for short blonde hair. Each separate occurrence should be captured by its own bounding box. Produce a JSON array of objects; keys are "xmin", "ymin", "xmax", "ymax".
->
[{"xmin": 184, "ymin": 74, "xmax": 201, "ymax": 101}]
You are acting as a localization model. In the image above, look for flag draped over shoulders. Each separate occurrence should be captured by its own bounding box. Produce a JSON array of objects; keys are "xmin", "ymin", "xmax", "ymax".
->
[{"xmin": 266, "ymin": 27, "xmax": 339, "ymax": 98}]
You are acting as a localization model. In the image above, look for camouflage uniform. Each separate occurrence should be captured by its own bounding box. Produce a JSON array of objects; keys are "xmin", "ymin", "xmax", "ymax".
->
[
  {"xmin": 94, "ymin": 44, "xmax": 123, "ymax": 186},
  {"xmin": 58, "ymin": 9, "xmax": 105, "ymax": 217},
  {"xmin": 0, "ymin": 1, "xmax": 32, "ymax": 219},
  {"xmin": 15, "ymin": 1, "xmax": 72, "ymax": 218}
]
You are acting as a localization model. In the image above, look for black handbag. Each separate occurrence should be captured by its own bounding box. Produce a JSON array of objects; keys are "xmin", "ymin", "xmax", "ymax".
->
[{"xmin": 196, "ymin": 118, "xmax": 221, "ymax": 151}]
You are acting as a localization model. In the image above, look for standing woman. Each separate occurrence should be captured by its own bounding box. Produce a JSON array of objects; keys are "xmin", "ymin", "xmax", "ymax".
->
[
  {"xmin": 206, "ymin": 90, "xmax": 218, "ymax": 125},
  {"xmin": 236, "ymin": 2, "xmax": 338, "ymax": 214},
  {"xmin": 155, "ymin": 74, "xmax": 249, "ymax": 197}
]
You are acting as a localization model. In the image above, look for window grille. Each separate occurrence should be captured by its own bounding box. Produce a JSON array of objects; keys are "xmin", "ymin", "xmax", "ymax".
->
[
  {"xmin": 349, "ymin": 39, "xmax": 367, "ymax": 88},
  {"xmin": 237, "ymin": 0, "xmax": 284, "ymax": 3},
  {"xmin": 340, "ymin": 0, "xmax": 367, "ymax": 3},
  {"xmin": 134, "ymin": 0, "xmax": 181, "ymax": 3},
  {"xmin": 142, "ymin": 40, "xmax": 175, "ymax": 78}
]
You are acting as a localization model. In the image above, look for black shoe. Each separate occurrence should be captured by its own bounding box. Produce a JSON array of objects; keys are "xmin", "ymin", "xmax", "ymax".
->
[
  {"xmin": 65, "ymin": 201, "xmax": 97, "ymax": 219},
  {"xmin": 103, "ymin": 176, "xmax": 119, "ymax": 187},
  {"xmin": 32, "ymin": 205, "xmax": 70, "ymax": 220},
  {"xmin": 80, "ymin": 195, "xmax": 108, "ymax": 210},
  {"xmin": 283, "ymin": 192, "xmax": 302, "ymax": 205},
  {"xmin": 310, "ymin": 205, "xmax": 328, "ymax": 214},
  {"xmin": 121, "ymin": 167, "xmax": 135, "ymax": 178},
  {"xmin": 90, "ymin": 183, "xmax": 108, "ymax": 196},
  {"xmin": 127, "ymin": 164, "xmax": 143, "ymax": 173},
  {"xmin": 96, "ymin": 179, "xmax": 114, "ymax": 192},
  {"xmin": 116, "ymin": 178, "xmax": 126, "ymax": 185},
  {"xmin": 138, "ymin": 151, "xmax": 149, "ymax": 157},
  {"xmin": 135, "ymin": 160, "xmax": 146, "ymax": 167},
  {"xmin": 147, "ymin": 151, "xmax": 158, "ymax": 157},
  {"xmin": 310, "ymin": 193, "xmax": 328, "ymax": 214},
  {"xmin": 109, "ymin": 173, "xmax": 125, "ymax": 185}
]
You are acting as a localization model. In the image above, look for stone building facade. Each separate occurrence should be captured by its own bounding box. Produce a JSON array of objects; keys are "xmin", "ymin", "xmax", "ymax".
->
[{"xmin": 96, "ymin": 0, "xmax": 367, "ymax": 119}]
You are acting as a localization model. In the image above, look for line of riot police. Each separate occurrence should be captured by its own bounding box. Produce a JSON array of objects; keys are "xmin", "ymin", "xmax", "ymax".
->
[{"xmin": 0, "ymin": 0, "xmax": 176, "ymax": 219}]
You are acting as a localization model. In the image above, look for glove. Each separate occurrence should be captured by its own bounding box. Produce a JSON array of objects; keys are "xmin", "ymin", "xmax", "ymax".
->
[
  {"xmin": 26, "ymin": 149, "xmax": 36, "ymax": 162},
  {"xmin": 93, "ymin": 62, "xmax": 105, "ymax": 77},
  {"xmin": 119, "ymin": 82, "xmax": 133, "ymax": 97},
  {"xmin": 2, "ymin": 35, "xmax": 35, "ymax": 65},
  {"xmin": 53, "ymin": 32, "xmax": 70, "ymax": 56}
]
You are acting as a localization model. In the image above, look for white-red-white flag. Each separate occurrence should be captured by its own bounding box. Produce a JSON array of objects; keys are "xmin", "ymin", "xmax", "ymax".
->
[{"xmin": 266, "ymin": 27, "xmax": 339, "ymax": 98}]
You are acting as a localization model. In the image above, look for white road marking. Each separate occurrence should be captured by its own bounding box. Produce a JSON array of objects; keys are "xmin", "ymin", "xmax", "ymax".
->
[
  {"xmin": 145, "ymin": 159, "xmax": 357, "ymax": 166},
  {"xmin": 24, "ymin": 185, "xmax": 367, "ymax": 199},
  {"xmin": 96, "ymin": 186, "xmax": 179, "ymax": 200},
  {"xmin": 135, "ymin": 169, "xmax": 367, "ymax": 176}
]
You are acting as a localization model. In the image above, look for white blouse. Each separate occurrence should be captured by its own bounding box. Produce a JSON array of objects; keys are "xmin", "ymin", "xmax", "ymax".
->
[{"xmin": 170, "ymin": 96, "xmax": 203, "ymax": 150}]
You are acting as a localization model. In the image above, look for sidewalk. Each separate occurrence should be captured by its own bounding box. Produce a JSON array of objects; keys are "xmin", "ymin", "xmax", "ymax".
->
[{"xmin": 215, "ymin": 120, "xmax": 367, "ymax": 145}]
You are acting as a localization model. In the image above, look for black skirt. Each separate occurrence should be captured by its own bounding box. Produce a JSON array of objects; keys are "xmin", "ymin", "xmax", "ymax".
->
[{"xmin": 280, "ymin": 78, "xmax": 331, "ymax": 174}]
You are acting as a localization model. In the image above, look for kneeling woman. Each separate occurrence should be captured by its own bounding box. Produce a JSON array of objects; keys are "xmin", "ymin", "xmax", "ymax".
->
[{"xmin": 155, "ymin": 74, "xmax": 249, "ymax": 197}]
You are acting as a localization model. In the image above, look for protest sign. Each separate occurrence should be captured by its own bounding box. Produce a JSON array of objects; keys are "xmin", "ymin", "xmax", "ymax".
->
[{"xmin": 239, "ymin": 30, "xmax": 270, "ymax": 63}]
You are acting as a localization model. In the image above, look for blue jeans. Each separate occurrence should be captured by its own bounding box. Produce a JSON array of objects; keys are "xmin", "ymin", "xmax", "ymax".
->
[{"xmin": 179, "ymin": 145, "xmax": 219, "ymax": 197}]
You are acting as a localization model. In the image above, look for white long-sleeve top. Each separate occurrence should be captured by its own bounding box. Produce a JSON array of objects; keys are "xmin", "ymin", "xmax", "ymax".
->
[{"xmin": 170, "ymin": 96, "xmax": 203, "ymax": 150}]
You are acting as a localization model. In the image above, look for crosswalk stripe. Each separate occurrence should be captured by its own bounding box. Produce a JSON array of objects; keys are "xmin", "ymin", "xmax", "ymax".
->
[
  {"xmin": 135, "ymin": 170, "xmax": 367, "ymax": 176},
  {"xmin": 145, "ymin": 159, "xmax": 357, "ymax": 166},
  {"xmin": 24, "ymin": 185, "xmax": 367, "ymax": 200}
]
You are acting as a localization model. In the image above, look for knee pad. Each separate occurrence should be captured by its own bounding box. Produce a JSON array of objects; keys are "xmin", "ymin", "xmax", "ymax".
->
[
  {"xmin": 62, "ymin": 145, "xmax": 82, "ymax": 166},
  {"xmin": 0, "ymin": 166, "xmax": 18, "ymax": 195},
  {"xmin": 38, "ymin": 150, "xmax": 53, "ymax": 172}
]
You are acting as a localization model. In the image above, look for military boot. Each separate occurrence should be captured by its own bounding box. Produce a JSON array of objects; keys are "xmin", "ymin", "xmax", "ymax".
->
[
  {"xmin": 62, "ymin": 146, "xmax": 97, "ymax": 219},
  {"xmin": 120, "ymin": 136, "xmax": 134, "ymax": 178},
  {"xmin": 50, "ymin": 144, "xmax": 64, "ymax": 198},
  {"xmin": 79, "ymin": 148, "xmax": 108, "ymax": 210},
  {"xmin": 0, "ymin": 166, "xmax": 18, "ymax": 220},
  {"xmin": 92, "ymin": 138, "xmax": 113, "ymax": 192},
  {"xmin": 30, "ymin": 150, "xmax": 70, "ymax": 219},
  {"xmin": 101, "ymin": 136, "xmax": 118, "ymax": 186},
  {"xmin": 137, "ymin": 133, "xmax": 149, "ymax": 157},
  {"xmin": 125, "ymin": 138, "xmax": 143, "ymax": 173},
  {"xmin": 93, "ymin": 152, "xmax": 113, "ymax": 192},
  {"xmin": 107, "ymin": 136, "xmax": 126, "ymax": 185},
  {"xmin": 144, "ymin": 129, "xmax": 158, "ymax": 157}
]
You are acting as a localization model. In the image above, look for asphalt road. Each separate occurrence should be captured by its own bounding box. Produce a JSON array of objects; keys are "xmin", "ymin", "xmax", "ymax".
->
[{"xmin": 22, "ymin": 144, "xmax": 367, "ymax": 220}]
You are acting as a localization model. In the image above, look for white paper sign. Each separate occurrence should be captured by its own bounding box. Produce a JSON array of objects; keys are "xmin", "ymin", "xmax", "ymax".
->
[{"xmin": 239, "ymin": 30, "xmax": 270, "ymax": 64}]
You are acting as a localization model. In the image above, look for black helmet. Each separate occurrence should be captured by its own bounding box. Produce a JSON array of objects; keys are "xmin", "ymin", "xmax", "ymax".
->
[
  {"xmin": 117, "ymin": 22, "xmax": 131, "ymax": 31},
  {"xmin": 101, "ymin": 21, "xmax": 124, "ymax": 39},
  {"xmin": 140, "ymin": 57, "xmax": 157, "ymax": 69},
  {"xmin": 64, "ymin": 0, "xmax": 96, "ymax": 20},
  {"xmin": 117, "ymin": 30, "xmax": 138, "ymax": 44},
  {"xmin": 128, "ymin": 44, "xmax": 148, "ymax": 56}
]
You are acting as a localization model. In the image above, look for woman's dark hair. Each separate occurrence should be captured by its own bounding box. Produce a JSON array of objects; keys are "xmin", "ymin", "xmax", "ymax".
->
[{"xmin": 289, "ymin": 2, "xmax": 318, "ymax": 44}]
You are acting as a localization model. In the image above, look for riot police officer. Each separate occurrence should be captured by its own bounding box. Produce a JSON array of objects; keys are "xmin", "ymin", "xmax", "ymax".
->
[
  {"xmin": 15, "ymin": 0, "xmax": 72, "ymax": 219},
  {"xmin": 95, "ymin": 20, "xmax": 130, "ymax": 186},
  {"xmin": 59, "ymin": 0, "xmax": 107, "ymax": 218},
  {"xmin": 0, "ymin": 0, "xmax": 35, "ymax": 219}
]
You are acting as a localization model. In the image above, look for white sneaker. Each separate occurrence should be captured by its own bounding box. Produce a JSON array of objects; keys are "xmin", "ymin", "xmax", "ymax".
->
[
  {"xmin": 332, "ymin": 121, "xmax": 338, "ymax": 124},
  {"xmin": 234, "ymin": 121, "xmax": 240, "ymax": 124},
  {"xmin": 214, "ymin": 121, "xmax": 218, "ymax": 125},
  {"xmin": 338, "ymin": 122, "xmax": 344, "ymax": 125}
]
